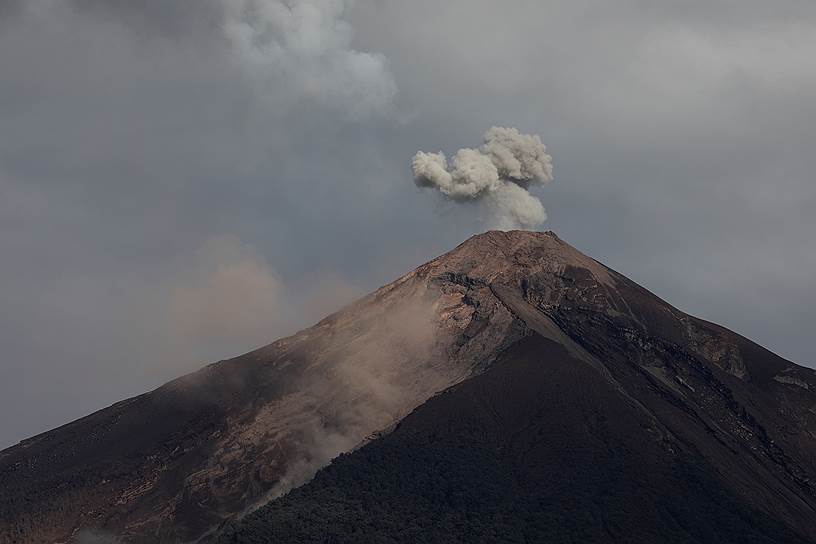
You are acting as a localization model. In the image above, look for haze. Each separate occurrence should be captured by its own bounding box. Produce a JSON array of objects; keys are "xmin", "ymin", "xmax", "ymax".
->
[{"xmin": 1, "ymin": 0, "xmax": 815, "ymax": 449}]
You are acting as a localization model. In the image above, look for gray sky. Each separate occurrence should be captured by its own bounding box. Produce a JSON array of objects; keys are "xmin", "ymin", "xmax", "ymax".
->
[{"xmin": 1, "ymin": 0, "xmax": 815, "ymax": 449}]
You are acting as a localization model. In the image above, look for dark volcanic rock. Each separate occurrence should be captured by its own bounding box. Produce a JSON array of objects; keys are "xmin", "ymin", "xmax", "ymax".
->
[
  {"xmin": 2, "ymin": 231, "xmax": 816, "ymax": 543},
  {"xmin": 219, "ymin": 335, "xmax": 811, "ymax": 543}
]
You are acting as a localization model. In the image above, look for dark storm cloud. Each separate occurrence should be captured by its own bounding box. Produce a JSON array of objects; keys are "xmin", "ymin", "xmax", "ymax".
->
[{"xmin": 1, "ymin": 0, "xmax": 815, "ymax": 448}]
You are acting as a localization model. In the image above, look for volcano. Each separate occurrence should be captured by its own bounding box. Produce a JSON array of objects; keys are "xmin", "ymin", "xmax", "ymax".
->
[{"xmin": 2, "ymin": 231, "xmax": 816, "ymax": 543}]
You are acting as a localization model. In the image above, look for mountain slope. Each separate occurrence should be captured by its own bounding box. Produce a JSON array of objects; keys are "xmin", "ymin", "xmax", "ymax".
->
[
  {"xmin": 219, "ymin": 334, "xmax": 810, "ymax": 543},
  {"xmin": 2, "ymin": 231, "xmax": 816, "ymax": 543},
  {"xmin": 0, "ymin": 233, "xmax": 526, "ymax": 544}
]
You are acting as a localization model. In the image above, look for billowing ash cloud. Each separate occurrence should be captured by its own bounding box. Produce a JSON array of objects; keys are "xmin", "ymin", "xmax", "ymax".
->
[{"xmin": 412, "ymin": 127, "xmax": 554, "ymax": 230}]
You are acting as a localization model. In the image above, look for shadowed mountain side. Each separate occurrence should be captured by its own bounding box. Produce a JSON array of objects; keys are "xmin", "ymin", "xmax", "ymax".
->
[{"xmin": 218, "ymin": 334, "xmax": 811, "ymax": 544}]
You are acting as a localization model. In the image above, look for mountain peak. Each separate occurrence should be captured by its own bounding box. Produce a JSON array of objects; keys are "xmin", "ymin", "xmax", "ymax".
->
[
  {"xmin": 417, "ymin": 229, "xmax": 615, "ymax": 289},
  {"xmin": 458, "ymin": 228, "xmax": 561, "ymax": 250}
]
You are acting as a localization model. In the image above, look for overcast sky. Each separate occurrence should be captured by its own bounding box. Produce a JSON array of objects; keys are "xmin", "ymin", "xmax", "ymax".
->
[{"xmin": 1, "ymin": 0, "xmax": 815, "ymax": 449}]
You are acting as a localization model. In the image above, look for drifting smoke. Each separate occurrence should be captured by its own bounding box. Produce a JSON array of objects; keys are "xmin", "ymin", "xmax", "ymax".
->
[
  {"xmin": 222, "ymin": 0, "xmax": 397, "ymax": 117},
  {"xmin": 412, "ymin": 127, "xmax": 554, "ymax": 230},
  {"xmin": 14, "ymin": 0, "xmax": 396, "ymax": 119},
  {"xmin": 239, "ymin": 295, "xmax": 447, "ymax": 511}
]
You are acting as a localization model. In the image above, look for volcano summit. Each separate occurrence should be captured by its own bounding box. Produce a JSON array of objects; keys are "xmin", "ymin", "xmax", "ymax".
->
[{"xmin": 2, "ymin": 231, "xmax": 816, "ymax": 543}]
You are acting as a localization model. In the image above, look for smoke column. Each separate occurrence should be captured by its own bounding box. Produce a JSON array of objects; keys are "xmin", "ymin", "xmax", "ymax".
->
[{"xmin": 412, "ymin": 127, "xmax": 554, "ymax": 230}]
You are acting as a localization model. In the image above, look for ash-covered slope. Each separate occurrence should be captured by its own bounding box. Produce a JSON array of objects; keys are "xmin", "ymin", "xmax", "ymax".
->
[{"xmin": 3, "ymin": 231, "xmax": 816, "ymax": 543}]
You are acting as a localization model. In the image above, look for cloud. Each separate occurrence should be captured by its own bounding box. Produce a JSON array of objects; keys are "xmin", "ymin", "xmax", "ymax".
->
[
  {"xmin": 57, "ymin": 0, "xmax": 397, "ymax": 118},
  {"xmin": 166, "ymin": 235, "xmax": 286, "ymax": 354},
  {"xmin": 155, "ymin": 235, "xmax": 375, "ymax": 373},
  {"xmin": 222, "ymin": 0, "xmax": 396, "ymax": 118},
  {"xmin": 412, "ymin": 127, "xmax": 553, "ymax": 230},
  {"xmin": 162, "ymin": 236, "xmax": 368, "ymax": 363}
]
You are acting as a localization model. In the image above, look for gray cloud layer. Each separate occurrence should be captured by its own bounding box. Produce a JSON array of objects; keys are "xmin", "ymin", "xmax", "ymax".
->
[{"xmin": 1, "ymin": 0, "xmax": 815, "ymax": 448}]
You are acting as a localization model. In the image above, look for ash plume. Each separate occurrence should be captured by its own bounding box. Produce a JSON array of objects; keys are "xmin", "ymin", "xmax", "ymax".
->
[
  {"xmin": 412, "ymin": 127, "xmax": 554, "ymax": 230},
  {"xmin": 222, "ymin": 0, "xmax": 396, "ymax": 117}
]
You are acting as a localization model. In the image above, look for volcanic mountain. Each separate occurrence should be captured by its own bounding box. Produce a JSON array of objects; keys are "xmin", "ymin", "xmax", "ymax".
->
[{"xmin": 2, "ymin": 231, "xmax": 816, "ymax": 543}]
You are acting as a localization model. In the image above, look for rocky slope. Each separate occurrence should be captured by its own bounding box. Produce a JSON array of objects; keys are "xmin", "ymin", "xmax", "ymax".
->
[
  {"xmin": 2, "ymin": 231, "xmax": 816, "ymax": 543},
  {"xmin": 220, "ymin": 335, "xmax": 812, "ymax": 543}
]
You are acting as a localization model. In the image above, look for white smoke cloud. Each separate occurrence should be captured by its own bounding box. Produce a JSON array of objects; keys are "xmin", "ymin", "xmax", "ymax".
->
[
  {"xmin": 412, "ymin": 127, "xmax": 554, "ymax": 229},
  {"xmin": 222, "ymin": 0, "xmax": 397, "ymax": 118}
]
